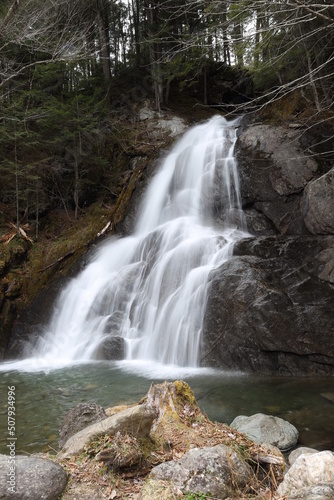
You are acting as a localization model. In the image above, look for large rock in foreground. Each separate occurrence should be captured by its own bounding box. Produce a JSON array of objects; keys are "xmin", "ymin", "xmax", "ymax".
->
[
  {"xmin": 58, "ymin": 403, "xmax": 155, "ymax": 459},
  {"xmin": 277, "ymin": 450, "xmax": 334, "ymax": 499},
  {"xmin": 230, "ymin": 413, "xmax": 298, "ymax": 451},
  {"xmin": 0, "ymin": 455, "xmax": 67, "ymax": 500},
  {"xmin": 202, "ymin": 235, "xmax": 334, "ymax": 375},
  {"xmin": 149, "ymin": 444, "xmax": 254, "ymax": 499}
]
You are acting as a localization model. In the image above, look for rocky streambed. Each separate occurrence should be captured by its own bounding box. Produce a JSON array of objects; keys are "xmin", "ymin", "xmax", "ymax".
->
[{"xmin": 1, "ymin": 381, "xmax": 333, "ymax": 499}]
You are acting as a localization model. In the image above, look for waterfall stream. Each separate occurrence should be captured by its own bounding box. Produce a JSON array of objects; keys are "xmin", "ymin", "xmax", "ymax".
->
[
  {"xmin": 1, "ymin": 118, "xmax": 333, "ymax": 456},
  {"xmin": 7, "ymin": 116, "xmax": 249, "ymax": 371}
]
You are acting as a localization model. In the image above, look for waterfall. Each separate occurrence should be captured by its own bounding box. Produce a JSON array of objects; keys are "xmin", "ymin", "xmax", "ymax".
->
[{"xmin": 29, "ymin": 116, "xmax": 248, "ymax": 369}]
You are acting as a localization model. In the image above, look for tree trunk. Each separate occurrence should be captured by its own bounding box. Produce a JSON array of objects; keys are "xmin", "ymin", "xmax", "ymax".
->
[
  {"xmin": 131, "ymin": 0, "xmax": 141, "ymax": 66},
  {"xmin": 96, "ymin": 0, "xmax": 111, "ymax": 81},
  {"xmin": 144, "ymin": 0, "xmax": 162, "ymax": 112}
]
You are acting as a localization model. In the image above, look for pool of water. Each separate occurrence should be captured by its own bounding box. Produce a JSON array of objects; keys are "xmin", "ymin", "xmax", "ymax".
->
[{"xmin": 1, "ymin": 360, "xmax": 334, "ymax": 454}]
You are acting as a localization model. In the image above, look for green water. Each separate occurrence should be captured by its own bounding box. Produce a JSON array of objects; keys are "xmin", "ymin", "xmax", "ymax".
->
[{"xmin": 0, "ymin": 361, "xmax": 334, "ymax": 454}]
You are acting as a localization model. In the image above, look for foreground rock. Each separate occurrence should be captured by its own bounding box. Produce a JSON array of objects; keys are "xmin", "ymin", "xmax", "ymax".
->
[
  {"xmin": 149, "ymin": 444, "xmax": 254, "ymax": 499},
  {"xmin": 277, "ymin": 450, "xmax": 334, "ymax": 499},
  {"xmin": 230, "ymin": 413, "xmax": 299, "ymax": 451},
  {"xmin": 57, "ymin": 381, "xmax": 286, "ymax": 499},
  {"xmin": 0, "ymin": 454, "xmax": 67, "ymax": 500},
  {"xmin": 59, "ymin": 403, "xmax": 107, "ymax": 449},
  {"xmin": 58, "ymin": 404, "xmax": 155, "ymax": 459}
]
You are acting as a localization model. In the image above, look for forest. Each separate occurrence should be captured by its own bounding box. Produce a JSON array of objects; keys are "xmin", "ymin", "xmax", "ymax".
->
[{"xmin": 0, "ymin": 0, "xmax": 333, "ymax": 239}]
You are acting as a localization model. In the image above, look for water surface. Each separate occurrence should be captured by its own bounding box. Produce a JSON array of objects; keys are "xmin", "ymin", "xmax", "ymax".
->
[{"xmin": 1, "ymin": 362, "xmax": 333, "ymax": 454}]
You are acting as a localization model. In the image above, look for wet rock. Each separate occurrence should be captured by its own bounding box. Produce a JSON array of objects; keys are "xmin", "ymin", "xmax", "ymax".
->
[
  {"xmin": 58, "ymin": 404, "xmax": 155, "ymax": 459},
  {"xmin": 230, "ymin": 413, "xmax": 298, "ymax": 451},
  {"xmin": 277, "ymin": 450, "xmax": 334, "ymax": 498},
  {"xmin": 237, "ymin": 124, "xmax": 318, "ymax": 195},
  {"xmin": 59, "ymin": 403, "xmax": 107, "ymax": 449},
  {"xmin": 302, "ymin": 167, "xmax": 334, "ymax": 234},
  {"xmin": 202, "ymin": 235, "xmax": 334, "ymax": 375},
  {"xmin": 236, "ymin": 124, "xmax": 319, "ymax": 235},
  {"xmin": 92, "ymin": 336, "xmax": 125, "ymax": 361},
  {"xmin": 0, "ymin": 454, "xmax": 67, "ymax": 500},
  {"xmin": 243, "ymin": 207, "xmax": 277, "ymax": 236},
  {"xmin": 149, "ymin": 444, "xmax": 253, "ymax": 499}
]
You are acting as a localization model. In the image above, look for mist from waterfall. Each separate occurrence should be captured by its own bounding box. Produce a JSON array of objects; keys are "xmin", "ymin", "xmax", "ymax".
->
[{"xmin": 2, "ymin": 116, "xmax": 248, "ymax": 373}]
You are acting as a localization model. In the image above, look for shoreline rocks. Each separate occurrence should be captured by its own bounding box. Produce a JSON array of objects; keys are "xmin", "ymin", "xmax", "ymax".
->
[
  {"xmin": 1, "ymin": 381, "xmax": 333, "ymax": 499},
  {"xmin": 230, "ymin": 412, "xmax": 299, "ymax": 451}
]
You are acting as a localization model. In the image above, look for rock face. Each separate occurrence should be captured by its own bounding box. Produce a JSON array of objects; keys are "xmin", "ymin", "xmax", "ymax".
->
[
  {"xmin": 201, "ymin": 119, "xmax": 334, "ymax": 375},
  {"xmin": 149, "ymin": 444, "xmax": 253, "ymax": 499},
  {"xmin": 277, "ymin": 450, "xmax": 334, "ymax": 498},
  {"xmin": 202, "ymin": 236, "xmax": 334, "ymax": 374},
  {"xmin": 230, "ymin": 413, "xmax": 298, "ymax": 451},
  {"xmin": 303, "ymin": 167, "xmax": 334, "ymax": 234},
  {"xmin": 0, "ymin": 454, "xmax": 67, "ymax": 500},
  {"xmin": 59, "ymin": 403, "xmax": 107, "ymax": 449},
  {"xmin": 236, "ymin": 122, "xmax": 324, "ymax": 235}
]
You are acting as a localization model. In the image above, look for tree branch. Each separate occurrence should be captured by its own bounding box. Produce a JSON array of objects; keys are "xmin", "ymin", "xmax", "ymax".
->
[
  {"xmin": 289, "ymin": 0, "xmax": 334, "ymax": 24},
  {"xmin": 1, "ymin": 0, "xmax": 20, "ymax": 29}
]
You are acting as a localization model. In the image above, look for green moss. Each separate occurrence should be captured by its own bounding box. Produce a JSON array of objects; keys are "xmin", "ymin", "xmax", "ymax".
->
[{"xmin": 173, "ymin": 380, "xmax": 197, "ymax": 407}]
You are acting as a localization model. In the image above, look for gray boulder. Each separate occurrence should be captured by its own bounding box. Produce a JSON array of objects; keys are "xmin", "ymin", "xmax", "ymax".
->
[
  {"xmin": 0, "ymin": 454, "xmax": 67, "ymax": 500},
  {"xmin": 303, "ymin": 167, "xmax": 334, "ymax": 235},
  {"xmin": 230, "ymin": 413, "xmax": 298, "ymax": 451},
  {"xmin": 149, "ymin": 444, "xmax": 253, "ymax": 499},
  {"xmin": 59, "ymin": 402, "xmax": 107, "ymax": 449},
  {"xmin": 277, "ymin": 450, "xmax": 334, "ymax": 498},
  {"xmin": 58, "ymin": 403, "xmax": 155, "ymax": 459}
]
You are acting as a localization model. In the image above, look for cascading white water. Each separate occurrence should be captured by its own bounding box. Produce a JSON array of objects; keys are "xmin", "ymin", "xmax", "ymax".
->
[{"xmin": 32, "ymin": 115, "xmax": 248, "ymax": 369}]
